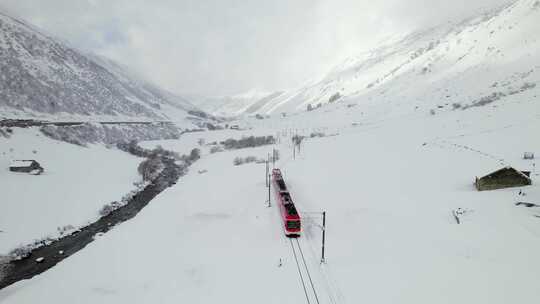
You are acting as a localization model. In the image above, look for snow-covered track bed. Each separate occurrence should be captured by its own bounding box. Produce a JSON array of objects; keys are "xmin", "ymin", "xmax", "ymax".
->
[{"xmin": 290, "ymin": 237, "xmax": 321, "ymax": 304}]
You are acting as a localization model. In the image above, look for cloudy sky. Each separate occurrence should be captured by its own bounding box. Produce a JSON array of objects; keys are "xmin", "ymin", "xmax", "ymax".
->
[{"xmin": 1, "ymin": 0, "xmax": 511, "ymax": 96}]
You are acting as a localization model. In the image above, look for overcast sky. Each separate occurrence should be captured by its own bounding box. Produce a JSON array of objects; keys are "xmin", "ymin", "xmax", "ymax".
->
[{"xmin": 1, "ymin": 0, "xmax": 512, "ymax": 96}]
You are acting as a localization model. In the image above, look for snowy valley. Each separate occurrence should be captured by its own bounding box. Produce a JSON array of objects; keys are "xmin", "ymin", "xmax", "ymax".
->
[{"xmin": 1, "ymin": 0, "xmax": 540, "ymax": 303}]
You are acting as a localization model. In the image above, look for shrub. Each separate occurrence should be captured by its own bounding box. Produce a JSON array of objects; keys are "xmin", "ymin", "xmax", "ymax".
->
[
  {"xmin": 233, "ymin": 157, "xmax": 244, "ymax": 166},
  {"xmin": 8, "ymin": 236, "xmax": 56, "ymax": 260},
  {"xmin": 245, "ymin": 156, "xmax": 257, "ymax": 163},
  {"xmin": 210, "ymin": 146, "xmax": 223, "ymax": 154},
  {"xmin": 221, "ymin": 135, "xmax": 275, "ymax": 150},
  {"xmin": 233, "ymin": 156, "xmax": 263, "ymax": 166},
  {"xmin": 329, "ymin": 92, "xmax": 341, "ymax": 103},
  {"xmin": 99, "ymin": 201, "xmax": 124, "ymax": 217},
  {"xmin": 138, "ymin": 157, "xmax": 164, "ymax": 181},
  {"xmin": 189, "ymin": 148, "xmax": 201, "ymax": 161},
  {"xmin": 292, "ymin": 135, "xmax": 305, "ymax": 145}
]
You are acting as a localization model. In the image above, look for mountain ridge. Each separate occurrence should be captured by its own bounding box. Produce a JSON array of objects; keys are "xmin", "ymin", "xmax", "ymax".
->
[
  {"xmin": 0, "ymin": 11, "xmax": 201, "ymax": 123},
  {"xmin": 208, "ymin": 0, "xmax": 539, "ymax": 116}
]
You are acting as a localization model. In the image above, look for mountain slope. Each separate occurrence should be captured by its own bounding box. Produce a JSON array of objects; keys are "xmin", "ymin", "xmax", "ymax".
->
[
  {"xmin": 0, "ymin": 11, "xmax": 199, "ymax": 121},
  {"xmin": 239, "ymin": 0, "xmax": 540, "ymax": 114},
  {"xmin": 188, "ymin": 90, "xmax": 283, "ymax": 117}
]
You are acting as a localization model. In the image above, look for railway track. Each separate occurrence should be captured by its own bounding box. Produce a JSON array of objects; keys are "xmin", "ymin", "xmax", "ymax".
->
[{"xmin": 290, "ymin": 238, "xmax": 320, "ymax": 304}]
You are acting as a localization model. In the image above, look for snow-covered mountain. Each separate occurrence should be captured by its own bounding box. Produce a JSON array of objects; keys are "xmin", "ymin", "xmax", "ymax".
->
[
  {"xmin": 227, "ymin": 0, "xmax": 540, "ymax": 115},
  {"xmin": 2, "ymin": 1, "xmax": 540, "ymax": 302},
  {"xmin": 0, "ymin": 11, "xmax": 200, "ymax": 121},
  {"xmin": 188, "ymin": 90, "xmax": 284, "ymax": 117}
]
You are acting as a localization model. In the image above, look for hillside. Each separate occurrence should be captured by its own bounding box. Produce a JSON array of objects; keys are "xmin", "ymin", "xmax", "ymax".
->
[
  {"xmin": 218, "ymin": 0, "xmax": 540, "ymax": 115},
  {"xmin": 0, "ymin": 11, "xmax": 200, "ymax": 122},
  {"xmin": 188, "ymin": 90, "xmax": 284, "ymax": 117}
]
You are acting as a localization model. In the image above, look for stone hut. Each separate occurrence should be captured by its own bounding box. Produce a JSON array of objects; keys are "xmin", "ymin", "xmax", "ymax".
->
[
  {"xmin": 475, "ymin": 166, "xmax": 532, "ymax": 191},
  {"xmin": 9, "ymin": 160, "xmax": 43, "ymax": 174}
]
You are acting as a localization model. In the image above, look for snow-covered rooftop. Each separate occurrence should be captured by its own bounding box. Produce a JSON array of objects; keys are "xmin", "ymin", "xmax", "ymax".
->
[{"xmin": 9, "ymin": 160, "xmax": 35, "ymax": 167}]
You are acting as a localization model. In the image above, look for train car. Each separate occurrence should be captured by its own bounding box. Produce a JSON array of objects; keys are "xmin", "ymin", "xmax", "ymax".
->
[{"xmin": 272, "ymin": 169, "xmax": 301, "ymax": 237}]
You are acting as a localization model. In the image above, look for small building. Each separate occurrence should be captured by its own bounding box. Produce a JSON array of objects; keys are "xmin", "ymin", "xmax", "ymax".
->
[
  {"xmin": 9, "ymin": 160, "xmax": 43, "ymax": 174},
  {"xmin": 523, "ymin": 152, "xmax": 535, "ymax": 160},
  {"xmin": 475, "ymin": 166, "xmax": 532, "ymax": 191}
]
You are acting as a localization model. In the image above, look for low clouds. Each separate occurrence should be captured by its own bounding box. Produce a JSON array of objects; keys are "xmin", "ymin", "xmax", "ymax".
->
[{"xmin": 1, "ymin": 0, "xmax": 512, "ymax": 96}]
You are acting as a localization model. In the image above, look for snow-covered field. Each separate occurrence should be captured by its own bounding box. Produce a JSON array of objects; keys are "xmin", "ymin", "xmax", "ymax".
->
[
  {"xmin": 1, "ymin": 82, "xmax": 538, "ymax": 302},
  {"xmin": 0, "ymin": 128, "xmax": 141, "ymax": 255}
]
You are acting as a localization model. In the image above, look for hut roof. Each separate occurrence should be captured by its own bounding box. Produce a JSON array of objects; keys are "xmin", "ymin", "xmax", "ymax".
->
[
  {"xmin": 9, "ymin": 160, "xmax": 36, "ymax": 167},
  {"xmin": 481, "ymin": 166, "xmax": 531, "ymax": 180}
]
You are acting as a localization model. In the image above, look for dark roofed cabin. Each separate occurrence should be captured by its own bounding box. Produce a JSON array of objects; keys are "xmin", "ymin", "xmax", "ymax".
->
[
  {"xmin": 475, "ymin": 166, "xmax": 532, "ymax": 191},
  {"xmin": 9, "ymin": 160, "xmax": 43, "ymax": 173}
]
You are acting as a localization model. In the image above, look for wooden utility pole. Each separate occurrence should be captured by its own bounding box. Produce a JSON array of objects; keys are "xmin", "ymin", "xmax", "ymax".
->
[
  {"xmin": 268, "ymin": 174, "xmax": 271, "ymax": 207},
  {"xmin": 321, "ymin": 211, "xmax": 326, "ymax": 264},
  {"xmin": 265, "ymin": 154, "xmax": 270, "ymax": 187},
  {"xmin": 264, "ymin": 160, "xmax": 269, "ymax": 187}
]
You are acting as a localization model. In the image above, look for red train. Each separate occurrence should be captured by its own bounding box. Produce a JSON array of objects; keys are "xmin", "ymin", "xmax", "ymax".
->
[{"xmin": 272, "ymin": 168, "xmax": 301, "ymax": 237}]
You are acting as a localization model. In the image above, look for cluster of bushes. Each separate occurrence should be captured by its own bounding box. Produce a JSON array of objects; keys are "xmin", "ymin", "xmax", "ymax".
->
[
  {"xmin": 117, "ymin": 140, "xmax": 150, "ymax": 157},
  {"xmin": 292, "ymin": 135, "xmax": 305, "ymax": 146},
  {"xmin": 138, "ymin": 157, "xmax": 164, "ymax": 182},
  {"xmin": 207, "ymin": 135, "xmax": 277, "ymax": 154},
  {"xmin": 0, "ymin": 127, "xmax": 13, "ymax": 138},
  {"xmin": 233, "ymin": 150, "xmax": 280, "ymax": 166},
  {"xmin": 221, "ymin": 135, "xmax": 275, "ymax": 150},
  {"xmin": 210, "ymin": 146, "xmax": 224, "ymax": 154},
  {"xmin": 117, "ymin": 140, "xmax": 181, "ymax": 160},
  {"xmin": 99, "ymin": 201, "xmax": 124, "ymax": 217},
  {"xmin": 310, "ymin": 132, "xmax": 326, "ymax": 138},
  {"xmin": 9, "ymin": 236, "xmax": 57, "ymax": 260},
  {"xmin": 57, "ymin": 224, "xmax": 76, "ymax": 236},
  {"xmin": 329, "ymin": 92, "xmax": 341, "ymax": 103},
  {"xmin": 136, "ymin": 147, "xmax": 199, "ymax": 182},
  {"xmin": 306, "ymin": 103, "xmax": 323, "ymax": 111},
  {"xmin": 452, "ymin": 103, "xmax": 462, "ymax": 110},
  {"xmin": 183, "ymin": 148, "xmax": 201, "ymax": 164},
  {"xmin": 254, "ymin": 114, "xmax": 270, "ymax": 120},
  {"xmin": 233, "ymin": 156, "xmax": 261, "ymax": 166}
]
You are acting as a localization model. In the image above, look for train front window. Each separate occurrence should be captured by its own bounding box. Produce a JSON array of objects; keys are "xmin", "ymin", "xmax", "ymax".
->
[{"xmin": 287, "ymin": 221, "xmax": 300, "ymax": 229}]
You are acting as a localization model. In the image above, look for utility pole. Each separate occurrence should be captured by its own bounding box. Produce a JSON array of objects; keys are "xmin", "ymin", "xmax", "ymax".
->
[
  {"xmin": 265, "ymin": 158, "xmax": 269, "ymax": 187},
  {"xmin": 268, "ymin": 174, "xmax": 271, "ymax": 207},
  {"xmin": 321, "ymin": 211, "xmax": 326, "ymax": 264},
  {"xmin": 272, "ymin": 148, "xmax": 276, "ymax": 168}
]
